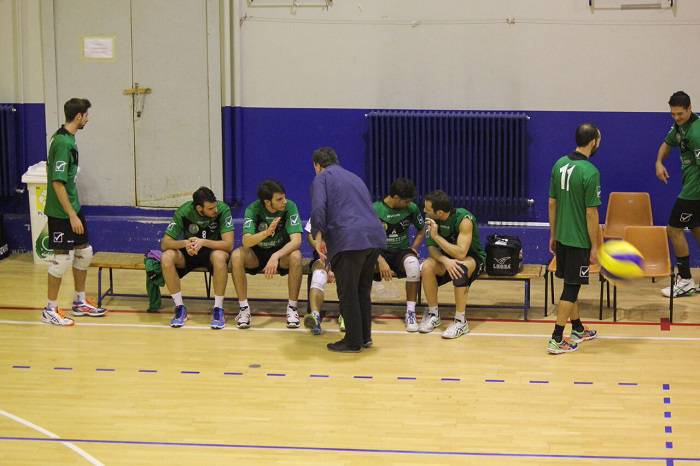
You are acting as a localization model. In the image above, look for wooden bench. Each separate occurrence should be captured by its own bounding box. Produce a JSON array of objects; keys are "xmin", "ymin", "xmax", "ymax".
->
[
  {"xmin": 468, "ymin": 264, "xmax": 544, "ymax": 320},
  {"xmin": 91, "ymin": 252, "xmax": 213, "ymax": 307},
  {"xmin": 91, "ymin": 252, "xmax": 543, "ymax": 319}
]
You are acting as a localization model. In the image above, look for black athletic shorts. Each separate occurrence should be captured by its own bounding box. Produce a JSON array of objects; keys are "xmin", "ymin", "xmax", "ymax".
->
[
  {"xmin": 373, "ymin": 248, "xmax": 416, "ymax": 281},
  {"xmin": 668, "ymin": 198, "xmax": 700, "ymax": 229},
  {"xmin": 555, "ymin": 242, "xmax": 590, "ymax": 285},
  {"xmin": 177, "ymin": 247, "xmax": 214, "ymax": 277},
  {"xmin": 245, "ymin": 245, "xmax": 289, "ymax": 276},
  {"xmin": 435, "ymin": 255, "xmax": 484, "ymax": 288},
  {"xmin": 48, "ymin": 212, "xmax": 89, "ymax": 250}
]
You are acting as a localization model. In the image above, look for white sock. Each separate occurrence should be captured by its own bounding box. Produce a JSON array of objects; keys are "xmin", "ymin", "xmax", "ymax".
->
[
  {"xmin": 172, "ymin": 292, "xmax": 184, "ymax": 307},
  {"xmin": 48, "ymin": 300, "xmax": 58, "ymax": 310},
  {"xmin": 455, "ymin": 312, "xmax": 466, "ymax": 323},
  {"xmin": 288, "ymin": 300, "xmax": 298, "ymax": 309},
  {"xmin": 75, "ymin": 291, "xmax": 86, "ymax": 303},
  {"xmin": 214, "ymin": 295, "xmax": 224, "ymax": 308},
  {"xmin": 428, "ymin": 306, "xmax": 439, "ymax": 316},
  {"xmin": 406, "ymin": 301, "xmax": 416, "ymax": 313},
  {"xmin": 312, "ymin": 310, "xmax": 320, "ymax": 317},
  {"xmin": 239, "ymin": 299, "xmax": 249, "ymax": 309}
]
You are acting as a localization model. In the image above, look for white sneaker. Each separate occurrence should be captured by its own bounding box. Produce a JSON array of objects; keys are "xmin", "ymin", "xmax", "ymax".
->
[
  {"xmin": 661, "ymin": 277, "xmax": 697, "ymax": 298},
  {"xmin": 41, "ymin": 307, "xmax": 75, "ymax": 326},
  {"xmin": 442, "ymin": 319, "xmax": 470, "ymax": 339},
  {"xmin": 418, "ymin": 311, "xmax": 441, "ymax": 333},
  {"xmin": 405, "ymin": 311, "xmax": 419, "ymax": 332},
  {"xmin": 236, "ymin": 306, "xmax": 251, "ymax": 329},
  {"xmin": 286, "ymin": 306, "xmax": 300, "ymax": 328}
]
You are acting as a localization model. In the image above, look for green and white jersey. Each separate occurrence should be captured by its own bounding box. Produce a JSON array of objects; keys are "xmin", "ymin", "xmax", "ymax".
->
[
  {"xmin": 549, "ymin": 152, "xmax": 601, "ymax": 249},
  {"xmin": 165, "ymin": 200, "xmax": 233, "ymax": 241},
  {"xmin": 243, "ymin": 199, "xmax": 303, "ymax": 249},
  {"xmin": 372, "ymin": 200, "xmax": 424, "ymax": 251},
  {"xmin": 44, "ymin": 127, "xmax": 80, "ymax": 219},
  {"xmin": 664, "ymin": 113, "xmax": 700, "ymax": 200},
  {"xmin": 426, "ymin": 208, "xmax": 486, "ymax": 263}
]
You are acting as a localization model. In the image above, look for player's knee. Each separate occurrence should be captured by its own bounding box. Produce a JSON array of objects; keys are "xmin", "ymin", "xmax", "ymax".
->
[
  {"xmin": 310, "ymin": 269, "xmax": 328, "ymax": 292},
  {"xmin": 231, "ymin": 248, "xmax": 245, "ymax": 266},
  {"xmin": 48, "ymin": 251, "xmax": 74, "ymax": 278},
  {"xmin": 452, "ymin": 263, "xmax": 471, "ymax": 288},
  {"xmin": 403, "ymin": 255, "xmax": 420, "ymax": 282},
  {"xmin": 72, "ymin": 245, "xmax": 93, "ymax": 271},
  {"xmin": 289, "ymin": 250, "xmax": 302, "ymax": 265},
  {"xmin": 421, "ymin": 258, "xmax": 436, "ymax": 275},
  {"xmin": 560, "ymin": 283, "xmax": 581, "ymax": 303},
  {"xmin": 211, "ymin": 251, "xmax": 229, "ymax": 269}
]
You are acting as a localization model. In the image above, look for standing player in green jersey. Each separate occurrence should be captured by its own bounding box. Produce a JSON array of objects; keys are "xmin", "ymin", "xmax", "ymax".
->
[
  {"xmin": 656, "ymin": 91, "xmax": 700, "ymax": 298},
  {"xmin": 420, "ymin": 190, "xmax": 486, "ymax": 339},
  {"xmin": 231, "ymin": 180, "xmax": 304, "ymax": 329},
  {"xmin": 161, "ymin": 187, "xmax": 234, "ymax": 329},
  {"xmin": 372, "ymin": 178, "xmax": 425, "ymax": 332},
  {"xmin": 42, "ymin": 98, "xmax": 107, "ymax": 326},
  {"xmin": 547, "ymin": 123, "xmax": 601, "ymax": 354}
]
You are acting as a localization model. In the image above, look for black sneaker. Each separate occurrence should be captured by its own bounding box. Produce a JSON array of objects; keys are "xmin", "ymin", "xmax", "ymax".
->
[{"xmin": 327, "ymin": 340, "xmax": 361, "ymax": 353}]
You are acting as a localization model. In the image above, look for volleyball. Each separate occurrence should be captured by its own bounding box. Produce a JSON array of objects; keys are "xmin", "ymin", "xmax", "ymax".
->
[{"xmin": 598, "ymin": 240, "xmax": 645, "ymax": 281}]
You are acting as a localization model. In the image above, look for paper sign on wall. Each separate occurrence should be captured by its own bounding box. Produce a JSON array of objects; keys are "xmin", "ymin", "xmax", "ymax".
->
[{"xmin": 83, "ymin": 37, "xmax": 115, "ymax": 60}]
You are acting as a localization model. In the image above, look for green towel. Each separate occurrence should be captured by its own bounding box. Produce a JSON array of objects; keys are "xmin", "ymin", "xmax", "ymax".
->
[{"xmin": 145, "ymin": 256, "xmax": 164, "ymax": 311}]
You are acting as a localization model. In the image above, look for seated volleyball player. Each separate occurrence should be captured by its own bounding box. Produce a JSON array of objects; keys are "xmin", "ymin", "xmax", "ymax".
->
[
  {"xmin": 372, "ymin": 178, "xmax": 425, "ymax": 332},
  {"xmin": 231, "ymin": 180, "xmax": 303, "ymax": 329},
  {"xmin": 161, "ymin": 187, "xmax": 234, "ymax": 329},
  {"xmin": 302, "ymin": 219, "xmax": 344, "ymax": 335},
  {"xmin": 420, "ymin": 190, "xmax": 486, "ymax": 339}
]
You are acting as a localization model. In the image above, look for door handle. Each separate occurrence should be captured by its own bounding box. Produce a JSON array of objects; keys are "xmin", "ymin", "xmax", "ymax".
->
[{"xmin": 124, "ymin": 82, "xmax": 151, "ymax": 118}]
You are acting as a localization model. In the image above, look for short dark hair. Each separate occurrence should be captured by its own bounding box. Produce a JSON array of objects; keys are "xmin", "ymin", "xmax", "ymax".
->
[
  {"xmin": 257, "ymin": 179, "xmax": 285, "ymax": 202},
  {"xmin": 64, "ymin": 98, "xmax": 91, "ymax": 122},
  {"xmin": 668, "ymin": 91, "xmax": 691, "ymax": 109},
  {"xmin": 192, "ymin": 186, "xmax": 216, "ymax": 207},
  {"xmin": 575, "ymin": 123, "xmax": 600, "ymax": 147},
  {"xmin": 389, "ymin": 177, "xmax": 416, "ymax": 200},
  {"xmin": 312, "ymin": 147, "xmax": 339, "ymax": 168},
  {"xmin": 424, "ymin": 190, "xmax": 452, "ymax": 213}
]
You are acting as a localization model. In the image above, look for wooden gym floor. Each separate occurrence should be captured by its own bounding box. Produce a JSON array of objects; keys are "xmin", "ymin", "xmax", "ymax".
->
[{"xmin": 1, "ymin": 252, "xmax": 700, "ymax": 465}]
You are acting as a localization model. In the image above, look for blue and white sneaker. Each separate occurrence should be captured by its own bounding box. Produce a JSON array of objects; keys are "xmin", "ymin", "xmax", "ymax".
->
[
  {"xmin": 304, "ymin": 311, "xmax": 322, "ymax": 335},
  {"xmin": 170, "ymin": 305, "xmax": 188, "ymax": 328},
  {"xmin": 41, "ymin": 307, "xmax": 75, "ymax": 326},
  {"xmin": 211, "ymin": 307, "xmax": 225, "ymax": 330}
]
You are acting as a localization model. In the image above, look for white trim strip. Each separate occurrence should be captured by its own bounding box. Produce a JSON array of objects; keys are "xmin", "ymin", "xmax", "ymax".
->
[
  {"xmin": 0, "ymin": 409, "xmax": 104, "ymax": 466},
  {"xmin": 1, "ymin": 319, "xmax": 700, "ymax": 342}
]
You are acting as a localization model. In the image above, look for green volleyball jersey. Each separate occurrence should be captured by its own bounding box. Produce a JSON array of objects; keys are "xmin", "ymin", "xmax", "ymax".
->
[
  {"xmin": 44, "ymin": 127, "xmax": 80, "ymax": 219},
  {"xmin": 426, "ymin": 208, "xmax": 486, "ymax": 263},
  {"xmin": 549, "ymin": 152, "xmax": 601, "ymax": 249},
  {"xmin": 372, "ymin": 200, "xmax": 424, "ymax": 250},
  {"xmin": 664, "ymin": 113, "xmax": 700, "ymax": 200},
  {"xmin": 165, "ymin": 200, "xmax": 233, "ymax": 241},
  {"xmin": 243, "ymin": 199, "xmax": 303, "ymax": 249}
]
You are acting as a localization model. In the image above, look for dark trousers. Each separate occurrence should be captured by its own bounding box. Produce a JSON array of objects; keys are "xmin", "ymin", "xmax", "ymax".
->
[{"xmin": 331, "ymin": 248, "xmax": 380, "ymax": 348}]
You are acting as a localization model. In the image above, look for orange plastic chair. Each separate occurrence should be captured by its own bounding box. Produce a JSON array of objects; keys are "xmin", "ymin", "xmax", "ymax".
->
[
  {"xmin": 606, "ymin": 226, "xmax": 674, "ymax": 322},
  {"xmin": 544, "ymin": 225, "xmax": 608, "ymax": 319},
  {"xmin": 603, "ymin": 192, "xmax": 653, "ymax": 240}
]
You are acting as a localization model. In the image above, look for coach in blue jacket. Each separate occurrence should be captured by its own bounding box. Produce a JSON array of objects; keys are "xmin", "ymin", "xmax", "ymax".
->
[{"xmin": 310, "ymin": 147, "xmax": 386, "ymax": 352}]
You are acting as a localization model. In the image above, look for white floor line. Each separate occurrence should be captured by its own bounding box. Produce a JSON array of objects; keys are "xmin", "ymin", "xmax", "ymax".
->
[
  {"xmin": 0, "ymin": 409, "xmax": 104, "ymax": 466},
  {"xmin": 2, "ymin": 318, "xmax": 700, "ymax": 342}
]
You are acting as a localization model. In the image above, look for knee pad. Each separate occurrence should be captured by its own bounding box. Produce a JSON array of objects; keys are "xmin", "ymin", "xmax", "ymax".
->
[
  {"xmin": 48, "ymin": 251, "xmax": 74, "ymax": 278},
  {"xmin": 310, "ymin": 269, "xmax": 328, "ymax": 292},
  {"xmin": 72, "ymin": 245, "xmax": 93, "ymax": 271},
  {"xmin": 452, "ymin": 263, "xmax": 471, "ymax": 288},
  {"xmin": 560, "ymin": 283, "xmax": 581, "ymax": 303},
  {"xmin": 403, "ymin": 255, "xmax": 421, "ymax": 282}
]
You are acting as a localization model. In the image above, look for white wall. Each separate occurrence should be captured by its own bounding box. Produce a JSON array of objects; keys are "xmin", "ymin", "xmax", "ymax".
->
[
  {"xmin": 0, "ymin": 0, "xmax": 44, "ymax": 103},
  {"xmin": 233, "ymin": 0, "xmax": 700, "ymax": 111}
]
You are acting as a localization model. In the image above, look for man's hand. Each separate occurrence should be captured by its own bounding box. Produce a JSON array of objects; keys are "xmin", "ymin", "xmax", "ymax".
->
[
  {"xmin": 549, "ymin": 236, "xmax": 557, "ymax": 255},
  {"xmin": 442, "ymin": 258, "xmax": 465, "ymax": 280},
  {"xmin": 589, "ymin": 246, "xmax": 599, "ymax": 266},
  {"xmin": 265, "ymin": 217, "xmax": 281, "ymax": 237},
  {"xmin": 69, "ymin": 213, "xmax": 84, "ymax": 235},
  {"xmin": 187, "ymin": 237, "xmax": 205, "ymax": 256},
  {"xmin": 656, "ymin": 161, "xmax": 669, "ymax": 184},
  {"xmin": 315, "ymin": 240, "xmax": 328, "ymax": 263},
  {"xmin": 378, "ymin": 256, "xmax": 393, "ymax": 281},
  {"xmin": 263, "ymin": 254, "xmax": 279, "ymax": 278},
  {"xmin": 426, "ymin": 218, "xmax": 439, "ymax": 239},
  {"xmin": 327, "ymin": 270, "xmax": 336, "ymax": 284}
]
